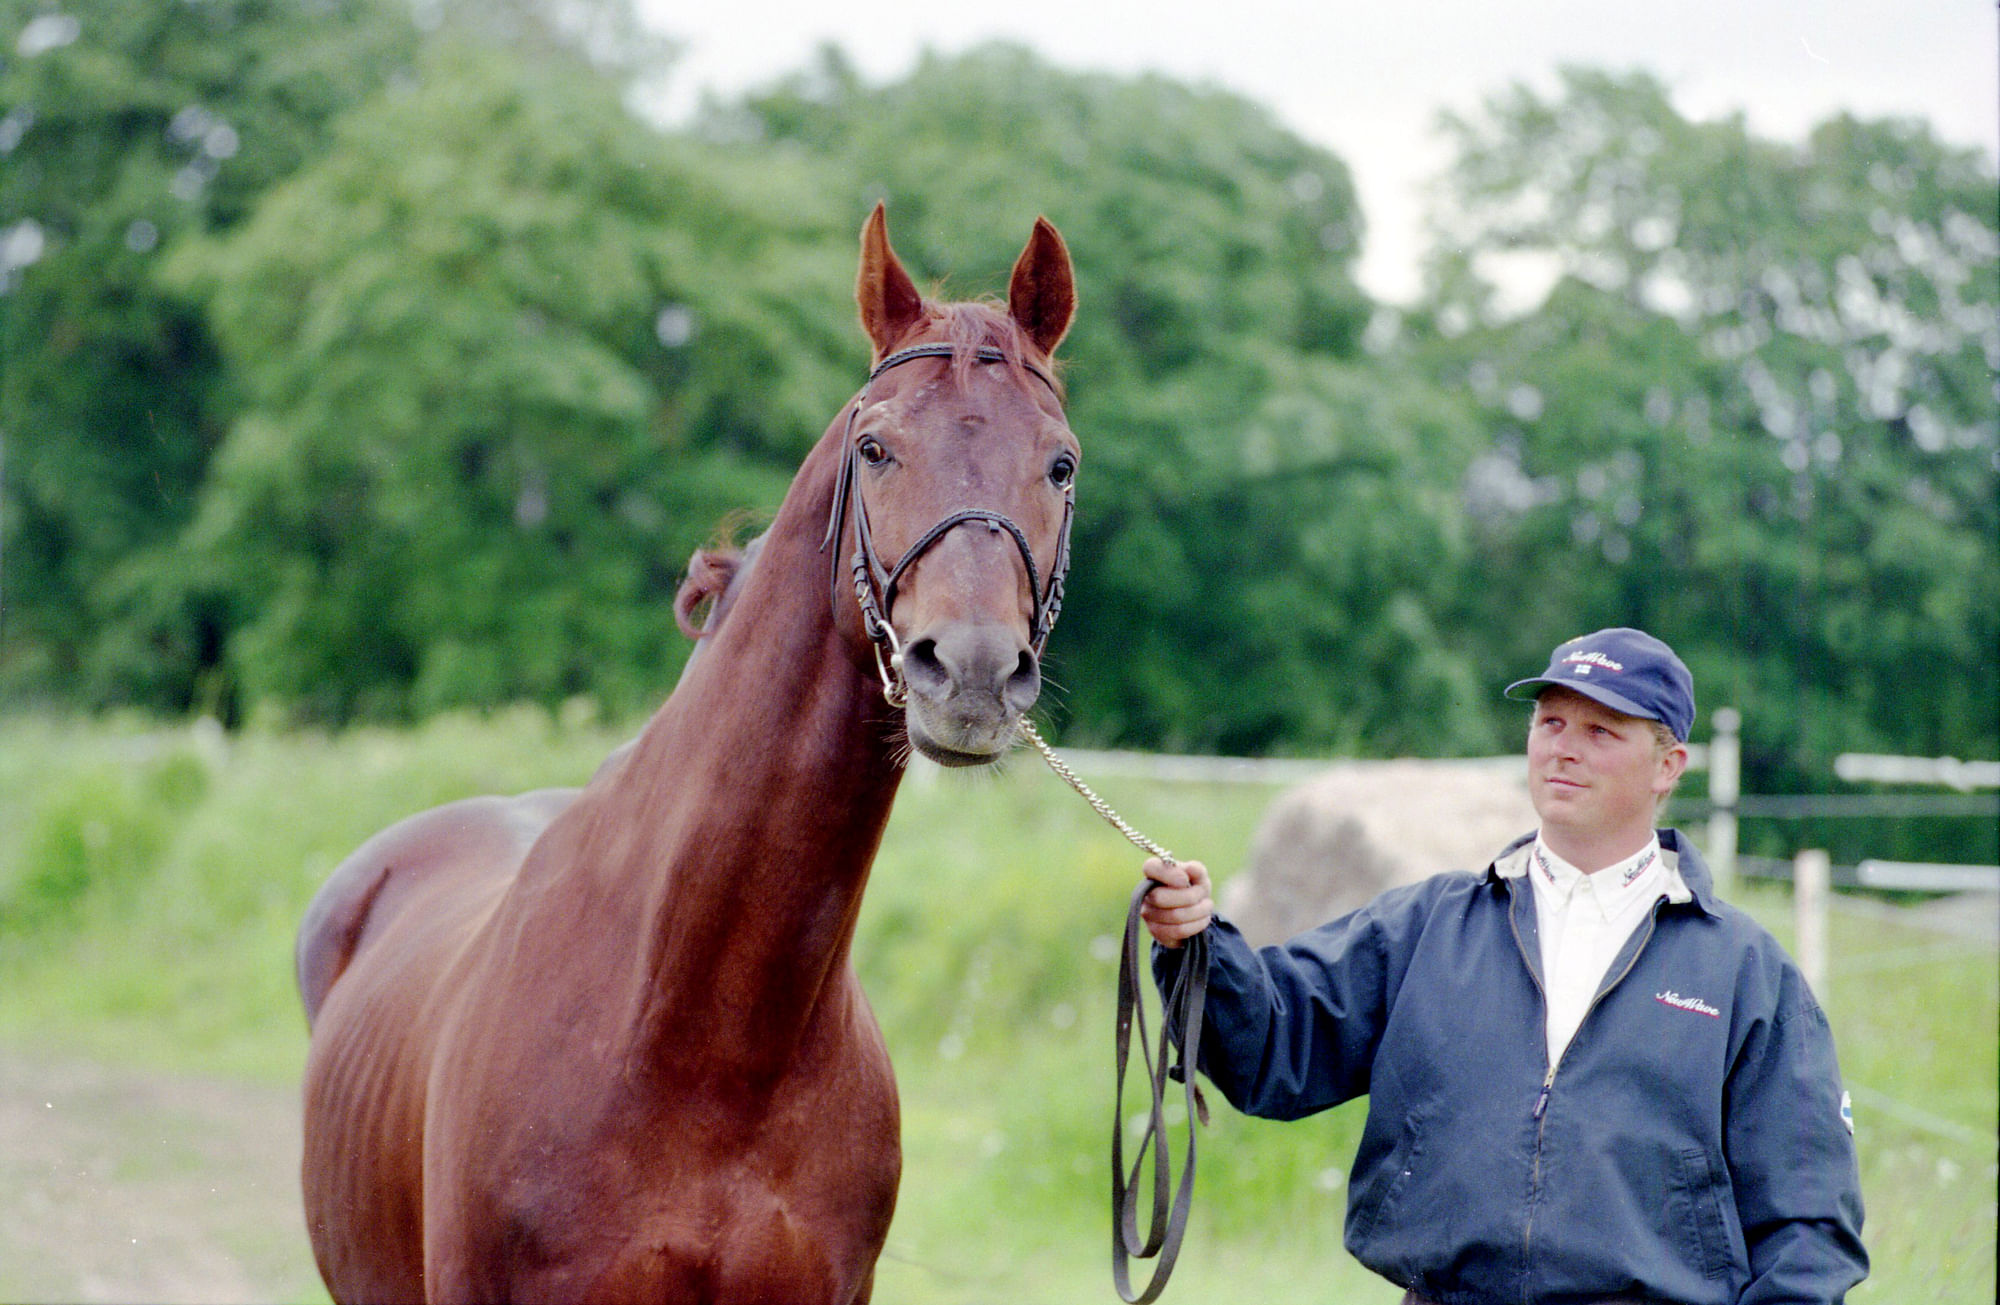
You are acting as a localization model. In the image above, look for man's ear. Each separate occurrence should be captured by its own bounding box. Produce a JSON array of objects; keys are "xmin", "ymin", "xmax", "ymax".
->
[{"xmin": 1655, "ymin": 743, "xmax": 1690, "ymax": 794}]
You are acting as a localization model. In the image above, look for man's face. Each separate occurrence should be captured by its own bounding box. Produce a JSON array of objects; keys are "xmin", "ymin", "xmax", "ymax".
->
[{"xmin": 1526, "ymin": 687, "xmax": 1687, "ymax": 843}]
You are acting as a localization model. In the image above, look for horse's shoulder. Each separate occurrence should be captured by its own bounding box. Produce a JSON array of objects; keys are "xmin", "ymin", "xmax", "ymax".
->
[{"xmin": 296, "ymin": 788, "xmax": 580, "ymax": 1023}]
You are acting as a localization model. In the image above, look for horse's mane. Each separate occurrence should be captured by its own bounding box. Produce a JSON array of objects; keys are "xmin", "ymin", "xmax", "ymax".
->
[{"xmin": 673, "ymin": 512, "xmax": 769, "ymax": 640}]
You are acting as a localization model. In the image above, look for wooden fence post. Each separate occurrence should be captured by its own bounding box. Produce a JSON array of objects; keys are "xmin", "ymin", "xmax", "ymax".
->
[
  {"xmin": 1706, "ymin": 707, "xmax": 1740, "ymax": 893},
  {"xmin": 1794, "ymin": 848, "xmax": 1830, "ymax": 997}
]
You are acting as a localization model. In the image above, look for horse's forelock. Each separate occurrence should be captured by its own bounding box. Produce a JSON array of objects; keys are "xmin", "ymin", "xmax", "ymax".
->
[{"xmin": 933, "ymin": 301, "xmax": 1065, "ymax": 401}]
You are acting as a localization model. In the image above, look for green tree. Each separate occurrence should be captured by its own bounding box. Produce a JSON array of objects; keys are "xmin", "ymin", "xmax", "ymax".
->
[
  {"xmin": 1416, "ymin": 70, "xmax": 1998, "ymax": 831},
  {"xmin": 0, "ymin": 0, "xmax": 418, "ymax": 705},
  {"xmin": 155, "ymin": 40, "xmax": 854, "ymax": 721}
]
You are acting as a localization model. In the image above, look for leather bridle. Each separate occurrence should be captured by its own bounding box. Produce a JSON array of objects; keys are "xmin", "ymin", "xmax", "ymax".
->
[{"xmin": 820, "ymin": 343, "xmax": 1075, "ymax": 705}]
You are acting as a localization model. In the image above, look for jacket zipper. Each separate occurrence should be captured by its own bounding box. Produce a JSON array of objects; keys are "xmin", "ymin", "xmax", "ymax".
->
[
  {"xmin": 1513, "ymin": 895, "xmax": 1665, "ymax": 1295},
  {"xmin": 1507, "ymin": 889, "xmax": 1555, "ymax": 1303},
  {"xmin": 1531, "ymin": 912, "xmax": 1657, "ymax": 1115}
]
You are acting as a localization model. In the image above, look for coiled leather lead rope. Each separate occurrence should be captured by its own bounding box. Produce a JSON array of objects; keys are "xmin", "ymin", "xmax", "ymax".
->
[{"xmin": 1018, "ymin": 721, "xmax": 1209, "ymax": 1303}]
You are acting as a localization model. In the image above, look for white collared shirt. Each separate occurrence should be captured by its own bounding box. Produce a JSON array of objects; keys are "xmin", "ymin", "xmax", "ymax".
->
[{"xmin": 1527, "ymin": 834, "xmax": 1669, "ymax": 1067}]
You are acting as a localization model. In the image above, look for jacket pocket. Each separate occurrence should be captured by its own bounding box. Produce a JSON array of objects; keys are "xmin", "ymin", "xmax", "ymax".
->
[
  {"xmin": 1348, "ymin": 1104, "xmax": 1428, "ymax": 1251},
  {"xmin": 1671, "ymin": 1147, "xmax": 1735, "ymax": 1281}
]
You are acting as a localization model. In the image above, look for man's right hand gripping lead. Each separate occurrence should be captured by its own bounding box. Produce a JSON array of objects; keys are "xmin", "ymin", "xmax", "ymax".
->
[{"xmin": 1139, "ymin": 857, "xmax": 1215, "ymax": 949}]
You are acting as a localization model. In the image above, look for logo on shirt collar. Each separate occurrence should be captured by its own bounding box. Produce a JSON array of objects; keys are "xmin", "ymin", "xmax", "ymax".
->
[
  {"xmin": 1621, "ymin": 847, "xmax": 1658, "ymax": 887},
  {"xmin": 1655, "ymin": 989, "xmax": 1721, "ymax": 1018},
  {"xmin": 1533, "ymin": 844, "xmax": 1559, "ymax": 884}
]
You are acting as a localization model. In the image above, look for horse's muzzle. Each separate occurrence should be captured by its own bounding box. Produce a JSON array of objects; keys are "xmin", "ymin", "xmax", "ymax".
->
[{"xmin": 900, "ymin": 621, "xmax": 1040, "ymax": 765}]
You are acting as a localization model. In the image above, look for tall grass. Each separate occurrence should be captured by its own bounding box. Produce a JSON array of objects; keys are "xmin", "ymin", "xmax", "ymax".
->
[{"xmin": 0, "ymin": 711, "xmax": 1991, "ymax": 1302}]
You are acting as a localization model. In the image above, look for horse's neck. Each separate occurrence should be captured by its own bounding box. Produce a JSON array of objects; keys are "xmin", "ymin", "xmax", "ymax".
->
[{"xmin": 537, "ymin": 444, "xmax": 903, "ymax": 1086}]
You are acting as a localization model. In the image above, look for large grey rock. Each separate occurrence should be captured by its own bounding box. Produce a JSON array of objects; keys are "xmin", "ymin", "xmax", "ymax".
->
[{"xmin": 1220, "ymin": 758, "xmax": 1536, "ymax": 947}]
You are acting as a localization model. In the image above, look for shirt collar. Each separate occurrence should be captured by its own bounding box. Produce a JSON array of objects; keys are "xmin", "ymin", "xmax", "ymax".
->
[
  {"xmin": 1493, "ymin": 828, "xmax": 1705, "ymax": 912},
  {"xmin": 1656, "ymin": 839, "xmax": 1695, "ymax": 906},
  {"xmin": 1531, "ymin": 835, "xmax": 1673, "ymax": 920}
]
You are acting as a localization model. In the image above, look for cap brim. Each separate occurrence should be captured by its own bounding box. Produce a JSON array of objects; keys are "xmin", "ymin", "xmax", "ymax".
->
[{"xmin": 1505, "ymin": 676, "xmax": 1663, "ymax": 727}]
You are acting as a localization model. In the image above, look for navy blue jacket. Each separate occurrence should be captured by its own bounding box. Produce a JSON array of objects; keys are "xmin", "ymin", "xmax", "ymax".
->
[{"xmin": 1156, "ymin": 830, "xmax": 1867, "ymax": 1305}]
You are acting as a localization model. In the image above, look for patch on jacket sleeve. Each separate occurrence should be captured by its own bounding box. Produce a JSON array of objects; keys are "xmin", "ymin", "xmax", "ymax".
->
[{"xmin": 1840, "ymin": 1090, "xmax": 1854, "ymax": 1135}]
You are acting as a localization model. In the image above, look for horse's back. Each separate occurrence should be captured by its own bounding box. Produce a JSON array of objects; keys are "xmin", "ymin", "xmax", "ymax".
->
[{"xmin": 296, "ymin": 788, "xmax": 578, "ymax": 1024}]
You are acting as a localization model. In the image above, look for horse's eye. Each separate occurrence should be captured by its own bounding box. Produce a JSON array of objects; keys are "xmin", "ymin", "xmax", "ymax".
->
[
  {"xmin": 1049, "ymin": 454, "xmax": 1077, "ymax": 487},
  {"xmin": 857, "ymin": 437, "xmax": 890, "ymax": 467}
]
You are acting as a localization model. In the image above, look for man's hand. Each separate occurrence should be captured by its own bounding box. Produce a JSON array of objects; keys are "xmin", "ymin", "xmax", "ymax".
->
[{"xmin": 1139, "ymin": 857, "xmax": 1214, "ymax": 948}]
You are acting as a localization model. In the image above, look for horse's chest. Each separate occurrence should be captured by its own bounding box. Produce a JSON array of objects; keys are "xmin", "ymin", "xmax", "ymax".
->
[
  {"xmin": 442, "ymin": 1075, "xmax": 900, "ymax": 1303},
  {"xmin": 600, "ymin": 1159, "xmax": 896, "ymax": 1303},
  {"xmin": 638, "ymin": 1087, "xmax": 899, "ymax": 1269}
]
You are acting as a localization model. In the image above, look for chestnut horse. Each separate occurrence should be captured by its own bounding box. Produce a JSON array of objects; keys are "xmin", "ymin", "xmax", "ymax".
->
[{"xmin": 295, "ymin": 204, "xmax": 1079, "ymax": 1303}]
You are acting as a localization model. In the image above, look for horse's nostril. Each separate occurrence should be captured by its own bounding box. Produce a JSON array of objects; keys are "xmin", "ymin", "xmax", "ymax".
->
[
  {"xmin": 901, "ymin": 638, "xmax": 948, "ymax": 693},
  {"xmin": 1004, "ymin": 650, "xmax": 1041, "ymax": 714}
]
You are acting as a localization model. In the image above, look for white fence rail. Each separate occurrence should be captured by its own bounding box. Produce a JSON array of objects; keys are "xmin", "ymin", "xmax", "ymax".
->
[
  {"xmin": 1856, "ymin": 860, "xmax": 2000, "ymax": 893},
  {"xmin": 1834, "ymin": 753, "xmax": 2000, "ymax": 790}
]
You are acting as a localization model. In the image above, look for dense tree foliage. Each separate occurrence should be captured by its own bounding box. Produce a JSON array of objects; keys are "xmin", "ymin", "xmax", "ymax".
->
[
  {"xmin": 1417, "ymin": 69, "xmax": 1997, "ymax": 793},
  {"xmin": 149, "ymin": 43, "xmax": 855, "ymax": 720},
  {"xmin": 0, "ymin": 0, "xmax": 417, "ymax": 700},
  {"xmin": 1, "ymin": 7, "xmax": 1991, "ymax": 850}
]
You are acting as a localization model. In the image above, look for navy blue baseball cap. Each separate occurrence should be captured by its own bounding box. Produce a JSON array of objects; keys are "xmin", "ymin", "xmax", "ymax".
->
[{"xmin": 1504, "ymin": 627, "xmax": 1695, "ymax": 742}]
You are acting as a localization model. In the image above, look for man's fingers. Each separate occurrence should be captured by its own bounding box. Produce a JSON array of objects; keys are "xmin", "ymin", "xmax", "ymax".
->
[
  {"xmin": 1142, "ymin": 857, "xmax": 1209, "ymax": 889},
  {"xmin": 1141, "ymin": 893, "xmax": 1215, "ymax": 928},
  {"xmin": 1140, "ymin": 858, "xmax": 1213, "ymax": 948},
  {"xmin": 1143, "ymin": 885, "xmax": 1202, "ymax": 912},
  {"xmin": 1142, "ymin": 900, "xmax": 1214, "ymax": 948}
]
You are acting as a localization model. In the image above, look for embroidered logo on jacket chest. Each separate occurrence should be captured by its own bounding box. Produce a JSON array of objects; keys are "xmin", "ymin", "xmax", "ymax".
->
[{"xmin": 1654, "ymin": 989, "xmax": 1722, "ymax": 1018}]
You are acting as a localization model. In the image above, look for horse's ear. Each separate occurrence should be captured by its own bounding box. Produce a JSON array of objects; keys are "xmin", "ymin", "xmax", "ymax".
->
[
  {"xmin": 1008, "ymin": 216, "xmax": 1075, "ymax": 358},
  {"xmin": 856, "ymin": 202, "xmax": 925, "ymax": 358}
]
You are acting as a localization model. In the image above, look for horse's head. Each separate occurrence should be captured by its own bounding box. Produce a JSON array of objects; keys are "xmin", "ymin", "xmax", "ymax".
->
[{"xmin": 829, "ymin": 203, "xmax": 1079, "ymax": 767}]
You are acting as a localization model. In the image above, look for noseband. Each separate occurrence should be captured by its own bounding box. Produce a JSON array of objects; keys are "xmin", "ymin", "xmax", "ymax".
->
[{"xmin": 820, "ymin": 344, "xmax": 1076, "ymax": 704}]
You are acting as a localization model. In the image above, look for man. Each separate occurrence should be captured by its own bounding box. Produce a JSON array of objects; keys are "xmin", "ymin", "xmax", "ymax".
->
[{"xmin": 1142, "ymin": 628, "xmax": 1867, "ymax": 1305}]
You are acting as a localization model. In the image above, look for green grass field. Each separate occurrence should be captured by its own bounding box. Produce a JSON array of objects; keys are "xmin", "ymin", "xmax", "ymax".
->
[{"xmin": 1, "ymin": 710, "xmax": 1992, "ymax": 1303}]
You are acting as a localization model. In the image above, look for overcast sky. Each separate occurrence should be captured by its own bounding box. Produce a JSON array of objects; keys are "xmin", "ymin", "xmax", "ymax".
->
[{"xmin": 636, "ymin": 0, "xmax": 1998, "ymax": 305}]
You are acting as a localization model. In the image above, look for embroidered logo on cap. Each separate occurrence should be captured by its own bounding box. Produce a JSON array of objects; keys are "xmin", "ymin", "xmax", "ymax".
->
[
  {"xmin": 1655, "ymin": 990, "xmax": 1721, "ymax": 1018},
  {"xmin": 1563, "ymin": 650, "xmax": 1625, "ymax": 673}
]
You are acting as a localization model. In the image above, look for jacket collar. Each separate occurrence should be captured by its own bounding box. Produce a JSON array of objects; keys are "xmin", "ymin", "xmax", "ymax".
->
[{"xmin": 1490, "ymin": 828, "xmax": 1720, "ymax": 918}]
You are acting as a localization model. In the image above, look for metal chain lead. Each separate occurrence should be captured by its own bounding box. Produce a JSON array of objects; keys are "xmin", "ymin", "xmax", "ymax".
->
[{"xmin": 1016, "ymin": 719, "xmax": 1175, "ymax": 864}]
